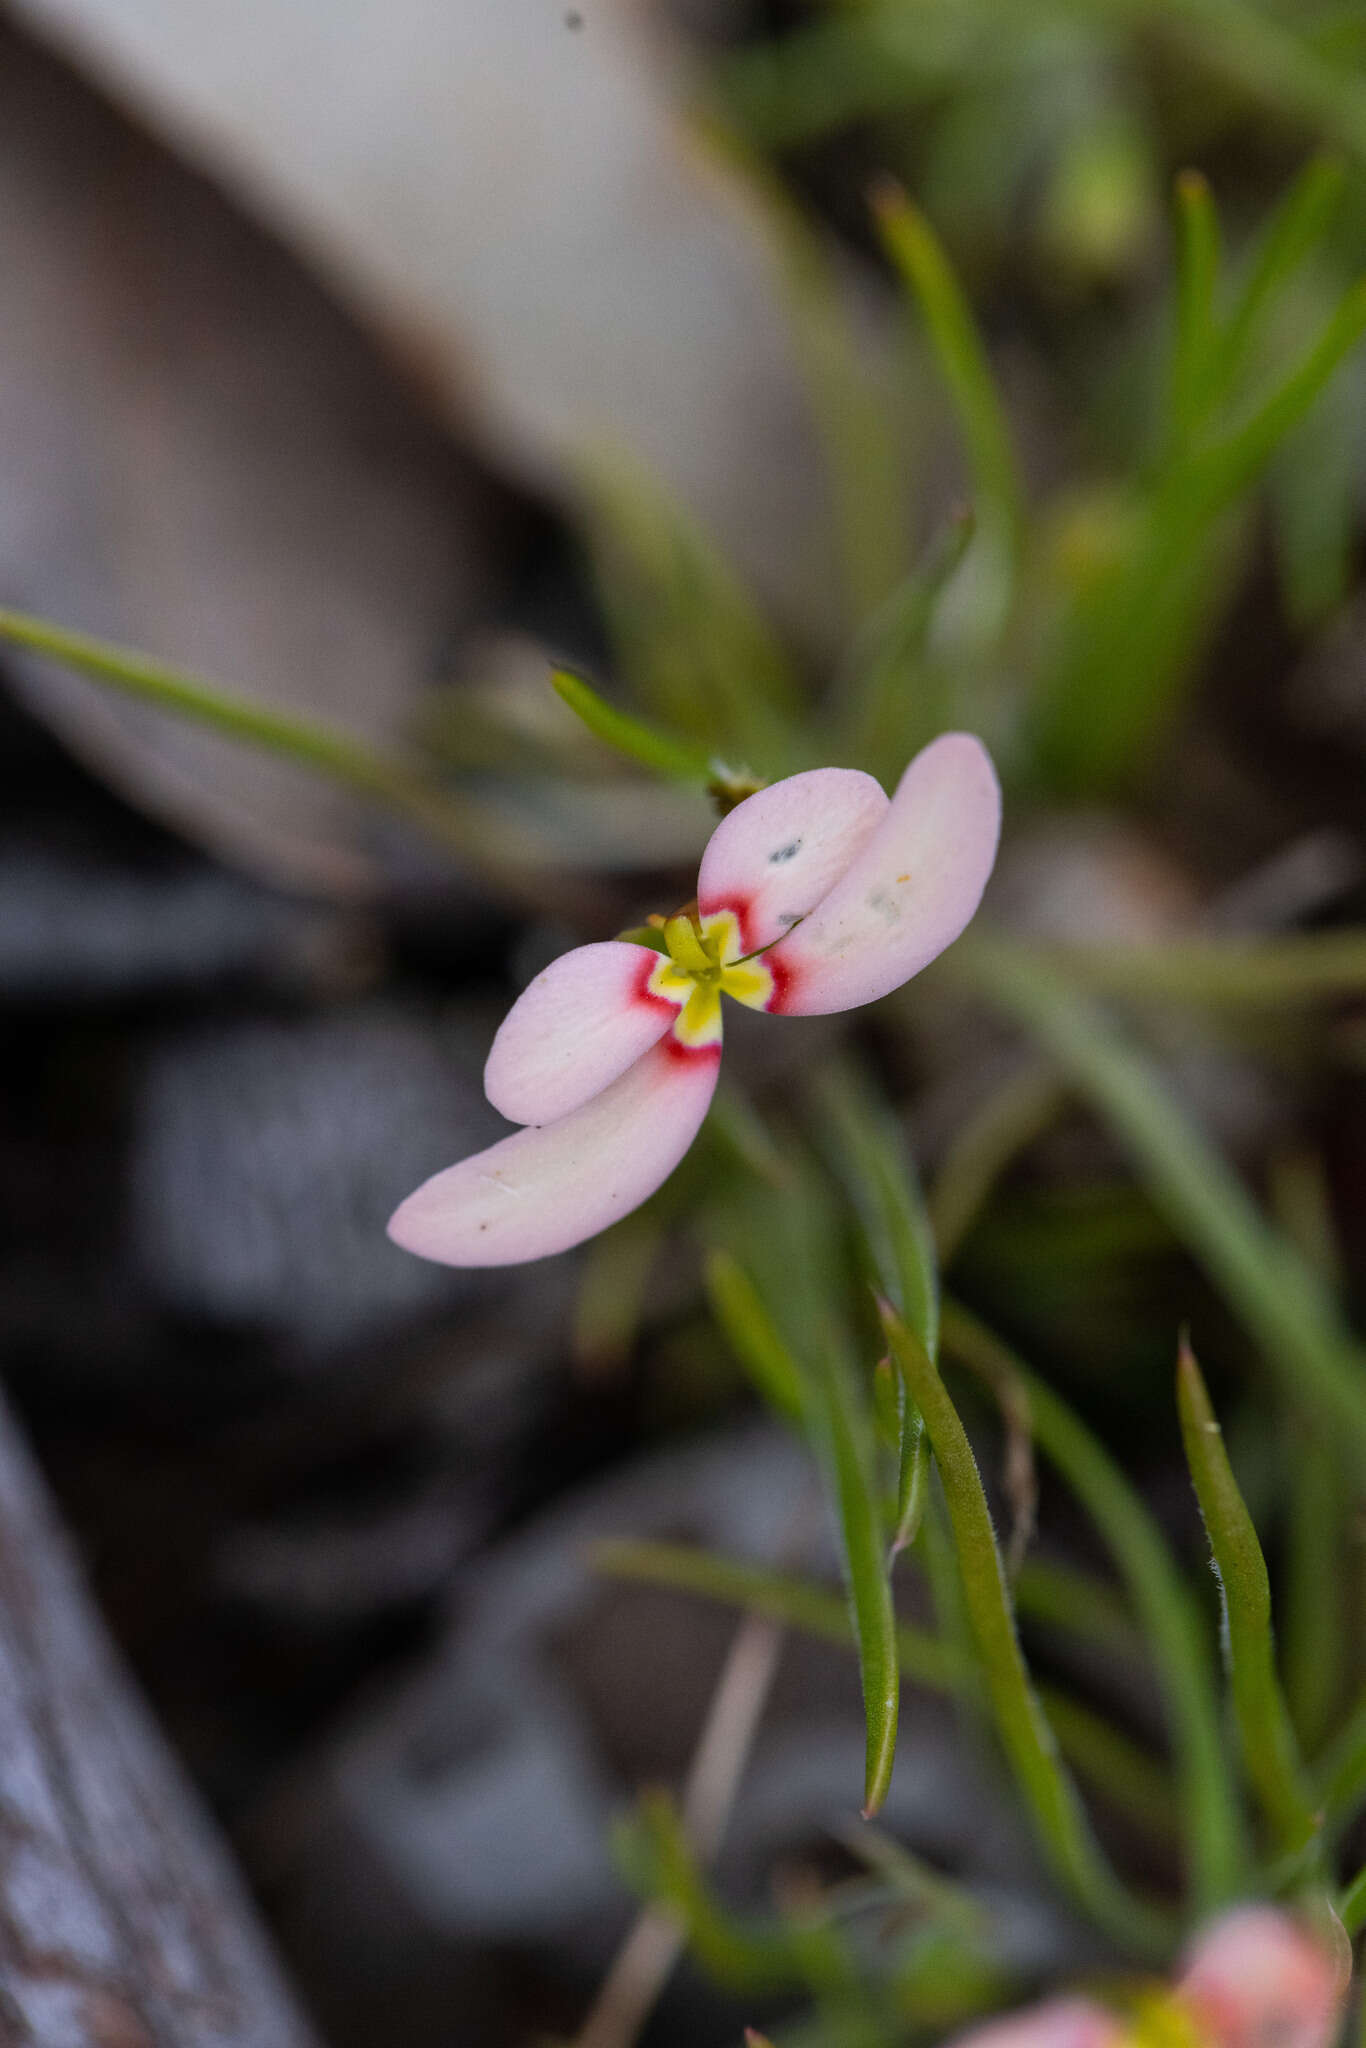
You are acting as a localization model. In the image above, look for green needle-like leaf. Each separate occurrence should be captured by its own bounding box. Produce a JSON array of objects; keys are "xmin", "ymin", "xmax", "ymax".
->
[
  {"xmin": 1339, "ymin": 1863, "xmax": 1366, "ymax": 1937},
  {"xmin": 0, "ymin": 606, "xmax": 500, "ymax": 867},
  {"xmin": 589, "ymin": 1538, "xmax": 1179, "ymax": 1848},
  {"xmin": 617, "ymin": 1791, "xmax": 822, "ymax": 1994},
  {"xmin": 551, "ymin": 666, "xmax": 717, "ymax": 783},
  {"xmin": 1214, "ymin": 153, "xmax": 1346, "ymax": 402},
  {"xmin": 968, "ymin": 943, "xmax": 1366, "ymax": 1465},
  {"xmin": 873, "ymin": 181, "xmax": 1023, "ymax": 630},
  {"xmin": 816, "ymin": 1327, "xmax": 902, "ymax": 1816},
  {"xmin": 811, "ymin": 1060, "xmax": 939, "ymax": 1359},
  {"xmin": 942, "ymin": 1301, "xmax": 1244, "ymax": 1912},
  {"xmin": 593, "ymin": 1540, "xmax": 966, "ymax": 1687},
  {"xmin": 1169, "ymin": 169, "xmax": 1222, "ymax": 450},
  {"xmin": 1177, "ymin": 1340, "xmax": 1321, "ymax": 1861},
  {"xmin": 1027, "ymin": 930, "xmax": 1366, "ymax": 1007},
  {"xmin": 811, "ymin": 1059, "xmax": 938, "ymax": 1556},
  {"xmin": 587, "ymin": 1538, "xmax": 967, "ymax": 1695},
  {"xmin": 879, "ymin": 1300, "xmax": 1170, "ymax": 1953},
  {"xmin": 1183, "ymin": 279, "xmax": 1366, "ymax": 517}
]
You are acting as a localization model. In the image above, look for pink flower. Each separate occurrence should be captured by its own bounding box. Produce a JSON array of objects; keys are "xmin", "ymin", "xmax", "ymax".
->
[
  {"xmin": 947, "ymin": 2001, "xmax": 1124, "ymax": 2048},
  {"xmin": 1176, "ymin": 1906, "xmax": 1348, "ymax": 2048},
  {"xmin": 388, "ymin": 733, "xmax": 1001, "ymax": 1267},
  {"xmin": 943, "ymin": 1908, "xmax": 1347, "ymax": 2048}
]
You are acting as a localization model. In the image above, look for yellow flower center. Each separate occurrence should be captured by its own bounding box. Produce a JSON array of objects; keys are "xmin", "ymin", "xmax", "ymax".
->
[{"xmin": 647, "ymin": 909, "xmax": 774, "ymax": 1048}]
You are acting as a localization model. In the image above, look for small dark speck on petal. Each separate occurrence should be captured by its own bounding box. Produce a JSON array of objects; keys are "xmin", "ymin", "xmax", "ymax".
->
[
  {"xmin": 565, "ymin": 8, "xmax": 583, "ymax": 25},
  {"xmin": 769, "ymin": 839, "xmax": 803, "ymax": 864}
]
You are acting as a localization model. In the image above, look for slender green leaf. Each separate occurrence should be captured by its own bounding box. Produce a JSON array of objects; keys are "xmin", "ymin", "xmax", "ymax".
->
[
  {"xmin": 1182, "ymin": 278, "xmax": 1366, "ymax": 518},
  {"xmin": 577, "ymin": 452, "xmax": 800, "ymax": 766},
  {"xmin": 1177, "ymin": 1341, "xmax": 1320, "ymax": 1860},
  {"xmin": 1169, "ymin": 169, "xmax": 1222, "ymax": 450},
  {"xmin": 830, "ymin": 1819, "xmax": 987, "ymax": 1936},
  {"xmin": 811, "ymin": 1059, "xmax": 938, "ymax": 1556},
  {"xmin": 1271, "ymin": 364, "xmax": 1362, "ymax": 626},
  {"xmin": 891, "ymin": 1420, "xmax": 930, "ymax": 1559},
  {"xmin": 550, "ymin": 667, "xmax": 715, "ymax": 782},
  {"xmin": 811, "ymin": 1059, "xmax": 940, "ymax": 1358},
  {"xmin": 880, "ymin": 1301, "xmax": 1170, "ymax": 1952},
  {"xmin": 1216, "ymin": 155, "xmax": 1346, "ymax": 397},
  {"xmin": 0, "ymin": 606, "xmax": 497, "ymax": 867},
  {"xmin": 588, "ymin": 1537, "xmax": 1179, "ymax": 1844},
  {"xmin": 967, "ymin": 943, "xmax": 1366, "ymax": 1464},
  {"xmin": 1033, "ymin": 261, "xmax": 1366, "ymax": 794},
  {"xmin": 617, "ymin": 1791, "xmax": 820, "ymax": 1993},
  {"xmin": 872, "ymin": 1355, "xmax": 902, "ymax": 1453},
  {"xmin": 941, "ymin": 1299, "xmax": 1243, "ymax": 1911},
  {"xmin": 587, "ymin": 1539, "xmax": 965, "ymax": 1694},
  {"xmin": 1029, "ymin": 930, "xmax": 1366, "ymax": 1007},
  {"xmin": 1340, "ymin": 1863, "xmax": 1366, "ymax": 1938},
  {"xmin": 873, "ymin": 185, "xmax": 1023, "ymax": 555},
  {"xmin": 816, "ymin": 1326, "xmax": 901, "ymax": 1816},
  {"xmin": 705, "ymin": 1248, "xmax": 808, "ymax": 1425},
  {"xmin": 873, "ymin": 181, "xmax": 1022, "ymax": 641}
]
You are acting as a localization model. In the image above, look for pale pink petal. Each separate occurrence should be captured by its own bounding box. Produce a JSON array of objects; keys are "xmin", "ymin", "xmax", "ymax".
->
[
  {"xmin": 1178, "ymin": 1907, "xmax": 1348, "ymax": 2048},
  {"xmin": 484, "ymin": 941, "xmax": 677, "ymax": 1125},
  {"xmin": 764, "ymin": 732, "xmax": 1000, "ymax": 1015},
  {"xmin": 696, "ymin": 767, "xmax": 889, "ymax": 954},
  {"xmin": 949, "ymin": 1999, "xmax": 1124, "ymax": 2048},
  {"xmin": 388, "ymin": 1038, "xmax": 720, "ymax": 1267}
]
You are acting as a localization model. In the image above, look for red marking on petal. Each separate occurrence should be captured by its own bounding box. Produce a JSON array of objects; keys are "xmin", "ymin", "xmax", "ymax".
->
[
  {"xmin": 699, "ymin": 892, "xmax": 755, "ymax": 955},
  {"xmin": 633, "ymin": 948, "xmax": 684, "ymax": 1016},
  {"xmin": 762, "ymin": 949, "xmax": 796, "ymax": 1013},
  {"xmin": 660, "ymin": 1034, "xmax": 723, "ymax": 1070}
]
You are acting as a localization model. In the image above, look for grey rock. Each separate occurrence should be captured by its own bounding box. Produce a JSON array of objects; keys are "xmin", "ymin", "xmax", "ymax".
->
[
  {"xmin": 129, "ymin": 1004, "xmax": 503, "ymax": 1352},
  {"xmin": 0, "ymin": 840, "xmax": 364, "ymax": 1000}
]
